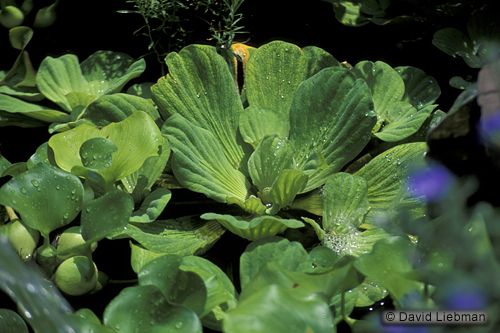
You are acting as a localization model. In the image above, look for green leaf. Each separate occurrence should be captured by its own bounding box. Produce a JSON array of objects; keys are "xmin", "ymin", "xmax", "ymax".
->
[
  {"xmin": 395, "ymin": 66, "xmax": 441, "ymax": 110},
  {"xmin": 49, "ymin": 111, "xmax": 163, "ymax": 188},
  {"xmin": 245, "ymin": 40, "xmax": 339, "ymax": 117},
  {"xmin": 432, "ymin": 28, "xmax": 483, "ymax": 68},
  {"xmin": 374, "ymin": 102, "xmax": 435, "ymax": 142},
  {"xmin": 138, "ymin": 255, "xmax": 207, "ymax": 316},
  {"xmin": 223, "ymin": 284, "xmax": 335, "ymax": 333},
  {"xmin": 79, "ymin": 137, "xmax": 118, "ymax": 170},
  {"xmin": 0, "ymin": 162, "xmax": 83, "ymax": 238},
  {"xmin": 130, "ymin": 188, "xmax": 172, "ymax": 223},
  {"xmin": 130, "ymin": 242, "xmax": 167, "ymax": 274},
  {"xmin": 240, "ymin": 237, "xmax": 311, "ymax": 290},
  {"xmin": 240, "ymin": 258, "xmax": 357, "ymax": 303},
  {"xmin": 354, "ymin": 142, "xmax": 427, "ymax": 227},
  {"xmin": 103, "ymin": 285, "xmax": 203, "ymax": 333},
  {"xmin": 248, "ymin": 134, "xmax": 294, "ymax": 190},
  {"xmin": 238, "ymin": 105, "xmax": 289, "ymax": 149},
  {"xmin": 324, "ymin": 226, "xmax": 391, "ymax": 258},
  {"xmin": 267, "ymin": 169, "xmax": 308, "ymax": 213},
  {"xmin": 351, "ymin": 60, "xmax": 405, "ymax": 128},
  {"xmin": 201, "ymin": 213, "xmax": 304, "ymax": 241},
  {"xmin": 323, "ymin": 0, "xmax": 370, "ymax": 26},
  {"xmin": 121, "ymin": 217, "xmax": 225, "ymax": 256},
  {"xmin": 353, "ymin": 278, "xmax": 389, "ymax": 307},
  {"xmin": 0, "ymin": 93, "xmax": 71, "ymax": 123},
  {"xmin": 80, "ymin": 51, "xmax": 146, "ymax": 95},
  {"xmin": 0, "ymin": 110, "xmax": 47, "ymax": 128},
  {"xmin": 290, "ymin": 67, "xmax": 376, "ymax": 191},
  {"xmin": 80, "ymin": 189, "xmax": 133, "ymax": 242},
  {"xmin": 151, "ymin": 44, "xmax": 247, "ymax": 173},
  {"xmin": 353, "ymin": 236, "xmax": 427, "ymax": 308},
  {"xmin": 162, "ymin": 114, "xmax": 250, "ymax": 203},
  {"xmin": 322, "ymin": 172, "xmax": 369, "ymax": 232},
  {"xmin": 179, "ymin": 256, "xmax": 238, "ymax": 319},
  {"xmin": 84, "ymin": 93, "xmax": 161, "ymax": 128},
  {"xmin": 226, "ymin": 196, "xmax": 267, "ymax": 215},
  {"xmin": 36, "ymin": 54, "xmax": 87, "ymax": 111},
  {"xmin": 0, "ymin": 309, "xmax": 29, "ymax": 333}
]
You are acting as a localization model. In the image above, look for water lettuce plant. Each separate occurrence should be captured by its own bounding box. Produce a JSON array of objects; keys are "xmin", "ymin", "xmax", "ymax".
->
[{"xmin": 152, "ymin": 40, "xmax": 438, "ymax": 242}]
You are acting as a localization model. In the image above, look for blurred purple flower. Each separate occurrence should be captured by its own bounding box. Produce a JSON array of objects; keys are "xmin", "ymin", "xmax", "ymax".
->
[
  {"xmin": 408, "ymin": 164, "xmax": 453, "ymax": 201},
  {"xmin": 479, "ymin": 111, "xmax": 500, "ymax": 137},
  {"xmin": 444, "ymin": 285, "xmax": 488, "ymax": 310}
]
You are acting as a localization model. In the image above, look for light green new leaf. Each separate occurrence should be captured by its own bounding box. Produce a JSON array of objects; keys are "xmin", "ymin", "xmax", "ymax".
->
[
  {"xmin": 290, "ymin": 67, "xmax": 376, "ymax": 191},
  {"xmin": 0, "ymin": 93, "xmax": 71, "ymax": 123},
  {"xmin": 84, "ymin": 93, "xmax": 161, "ymax": 128},
  {"xmin": 352, "ymin": 60, "xmax": 405, "ymax": 128},
  {"xmin": 248, "ymin": 134, "xmax": 294, "ymax": 190},
  {"xmin": 103, "ymin": 285, "xmax": 202, "ymax": 333},
  {"xmin": 374, "ymin": 102, "xmax": 435, "ymax": 142},
  {"xmin": 395, "ymin": 66, "xmax": 441, "ymax": 110},
  {"xmin": 322, "ymin": 172, "xmax": 369, "ymax": 232},
  {"xmin": 0, "ymin": 162, "xmax": 83, "ymax": 238},
  {"xmin": 80, "ymin": 189, "xmax": 133, "ymax": 242},
  {"xmin": 121, "ymin": 135, "xmax": 170, "ymax": 199},
  {"xmin": 121, "ymin": 217, "xmax": 225, "ymax": 256},
  {"xmin": 151, "ymin": 44, "xmax": 247, "ymax": 173},
  {"xmin": 432, "ymin": 28, "xmax": 483, "ymax": 68},
  {"xmin": 130, "ymin": 242, "xmax": 168, "ymax": 274},
  {"xmin": 130, "ymin": 188, "xmax": 172, "ymax": 223},
  {"xmin": 354, "ymin": 142, "xmax": 427, "ymax": 227},
  {"xmin": 238, "ymin": 105, "xmax": 289, "ymax": 148},
  {"xmin": 162, "ymin": 113, "xmax": 250, "ymax": 203},
  {"xmin": 354, "ymin": 236, "xmax": 427, "ymax": 308},
  {"xmin": 240, "ymin": 237, "xmax": 310, "ymax": 290},
  {"xmin": 223, "ymin": 284, "xmax": 335, "ymax": 333},
  {"xmin": 267, "ymin": 169, "xmax": 308, "ymax": 213},
  {"xmin": 245, "ymin": 40, "xmax": 339, "ymax": 117},
  {"xmin": 201, "ymin": 213, "xmax": 304, "ymax": 241},
  {"xmin": 36, "ymin": 54, "xmax": 87, "ymax": 111},
  {"xmin": 49, "ymin": 111, "xmax": 162, "ymax": 187}
]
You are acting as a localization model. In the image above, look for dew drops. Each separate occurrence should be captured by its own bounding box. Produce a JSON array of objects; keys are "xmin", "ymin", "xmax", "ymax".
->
[
  {"xmin": 20, "ymin": 188, "xmax": 27, "ymax": 194},
  {"xmin": 175, "ymin": 322, "xmax": 184, "ymax": 329},
  {"xmin": 31, "ymin": 179, "xmax": 39, "ymax": 187}
]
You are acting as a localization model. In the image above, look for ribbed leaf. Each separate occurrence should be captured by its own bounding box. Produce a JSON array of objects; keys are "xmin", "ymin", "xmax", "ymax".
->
[
  {"xmin": 322, "ymin": 172, "xmax": 369, "ymax": 232},
  {"xmin": 290, "ymin": 67, "xmax": 376, "ymax": 191},
  {"xmin": 238, "ymin": 105, "xmax": 289, "ymax": 148},
  {"xmin": 162, "ymin": 113, "xmax": 250, "ymax": 203},
  {"xmin": 201, "ymin": 213, "xmax": 304, "ymax": 241},
  {"xmin": 36, "ymin": 54, "xmax": 87, "ymax": 111},
  {"xmin": 244, "ymin": 40, "xmax": 339, "ymax": 117},
  {"xmin": 151, "ymin": 44, "xmax": 247, "ymax": 173},
  {"xmin": 248, "ymin": 134, "xmax": 294, "ymax": 190}
]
